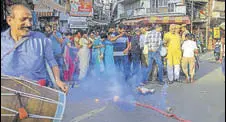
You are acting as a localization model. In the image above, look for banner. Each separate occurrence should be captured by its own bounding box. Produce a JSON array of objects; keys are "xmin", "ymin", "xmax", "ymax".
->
[
  {"xmin": 70, "ymin": 0, "xmax": 93, "ymax": 16},
  {"xmin": 213, "ymin": 27, "xmax": 220, "ymax": 39}
]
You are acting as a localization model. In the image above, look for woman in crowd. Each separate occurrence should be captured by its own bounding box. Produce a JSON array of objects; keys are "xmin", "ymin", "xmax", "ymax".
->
[
  {"xmin": 77, "ymin": 31, "xmax": 92, "ymax": 80},
  {"xmin": 91, "ymin": 32, "xmax": 105, "ymax": 76},
  {"xmin": 101, "ymin": 33, "xmax": 115, "ymax": 75}
]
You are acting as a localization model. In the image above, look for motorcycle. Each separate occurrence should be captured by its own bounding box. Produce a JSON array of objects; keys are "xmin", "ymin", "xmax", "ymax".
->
[
  {"xmin": 196, "ymin": 40, "xmax": 204, "ymax": 53},
  {"xmin": 214, "ymin": 41, "xmax": 221, "ymax": 61}
]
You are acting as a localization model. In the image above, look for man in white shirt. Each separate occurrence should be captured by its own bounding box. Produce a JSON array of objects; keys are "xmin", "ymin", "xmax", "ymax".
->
[
  {"xmin": 181, "ymin": 33, "xmax": 199, "ymax": 83},
  {"xmin": 139, "ymin": 24, "xmax": 149, "ymax": 68}
]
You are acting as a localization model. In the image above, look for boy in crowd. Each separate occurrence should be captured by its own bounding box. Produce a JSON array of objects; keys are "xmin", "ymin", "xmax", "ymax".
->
[{"xmin": 181, "ymin": 33, "xmax": 199, "ymax": 83}]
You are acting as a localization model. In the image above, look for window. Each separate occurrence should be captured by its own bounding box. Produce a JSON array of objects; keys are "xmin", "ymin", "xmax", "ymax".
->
[
  {"xmin": 150, "ymin": 0, "xmax": 158, "ymax": 12},
  {"xmin": 159, "ymin": 0, "xmax": 168, "ymax": 7},
  {"xmin": 168, "ymin": 3, "xmax": 175, "ymax": 12}
]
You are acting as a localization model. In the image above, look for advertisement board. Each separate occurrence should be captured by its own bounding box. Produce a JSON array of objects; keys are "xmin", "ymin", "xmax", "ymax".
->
[
  {"xmin": 213, "ymin": 27, "xmax": 220, "ymax": 39},
  {"xmin": 70, "ymin": 0, "xmax": 93, "ymax": 16},
  {"xmin": 68, "ymin": 17, "xmax": 88, "ymax": 28}
]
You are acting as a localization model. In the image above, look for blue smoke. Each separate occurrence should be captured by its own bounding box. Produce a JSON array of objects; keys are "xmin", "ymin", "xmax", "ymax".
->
[
  {"xmin": 66, "ymin": 64, "xmax": 169, "ymax": 113},
  {"xmin": 66, "ymin": 66, "xmax": 139, "ymax": 111}
]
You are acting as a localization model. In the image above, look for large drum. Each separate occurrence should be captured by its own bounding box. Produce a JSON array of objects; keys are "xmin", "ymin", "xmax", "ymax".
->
[{"xmin": 1, "ymin": 75, "xmax": 66, "ymax": 122}]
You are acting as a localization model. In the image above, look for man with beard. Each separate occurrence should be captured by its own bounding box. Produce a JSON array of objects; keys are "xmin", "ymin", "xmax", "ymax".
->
[{"xmin": 1, "ymin": 4, "xmax": 68, "ymax": 93}]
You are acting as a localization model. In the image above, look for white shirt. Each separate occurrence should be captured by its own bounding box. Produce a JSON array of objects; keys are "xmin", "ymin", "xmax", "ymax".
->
[
  {"xmin": 182, "ymin": 40, "xmax": 198, "ymax": 57},
  {"xmin": 139, "ymin": 32, "xmax": 149, "ymax": 54},
  {"xmin": 139, "ymin": 34, "xmax": 146, "ymax": 48}
]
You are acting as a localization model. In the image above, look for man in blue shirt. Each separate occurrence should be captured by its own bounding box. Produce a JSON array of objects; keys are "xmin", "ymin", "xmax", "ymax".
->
[
  {"xmin": 50, "ymin": 24, "xmax": 64, "ymax": 79},
  {"xmin": 1, "ymin": 4, "xmax": 68, "ymax": 93},
  {"xmin": 112, "ymin": 24, "xmax": 131, "ymax": 80},
  {"xmin": 108, "ymin": 24, "xmax": 123, "ymax": 42}
]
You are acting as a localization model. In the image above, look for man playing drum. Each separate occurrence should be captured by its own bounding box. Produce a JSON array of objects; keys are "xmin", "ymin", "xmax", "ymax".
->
[{"xmin": 1, "ymin": 4, "xmax": 68, "ymax": 93}]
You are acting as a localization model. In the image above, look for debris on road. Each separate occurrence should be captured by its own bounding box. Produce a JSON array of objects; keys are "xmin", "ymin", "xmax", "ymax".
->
[{"xmin": 137, "ymin": 87, "xmax": 155, "ymax": 95}]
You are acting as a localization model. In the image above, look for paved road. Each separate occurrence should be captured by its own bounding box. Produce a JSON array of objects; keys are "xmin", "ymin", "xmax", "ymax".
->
[{"xmin": 62, "ymin": 51, "xmax": 225, "ymax": 122}]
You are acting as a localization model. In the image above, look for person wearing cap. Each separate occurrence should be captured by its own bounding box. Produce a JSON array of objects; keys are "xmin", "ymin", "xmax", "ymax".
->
[
  {"xmin": 181, "ymin": 33, "xmax": 199, "ymax": 83},
  {"xmin": 113, "ymin": 24, "xmax": 131, "ymax": 80},
  {"xmin": 164, "ymin": 24, "xmax": 182, "ymax": 84}
]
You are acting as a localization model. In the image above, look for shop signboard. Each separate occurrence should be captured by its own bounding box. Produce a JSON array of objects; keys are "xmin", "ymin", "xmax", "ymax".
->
[
  {"xmin": 70, "ymin": 0, "xmax": 93, "ymax": 16},
  {"xmin": 68, "ymin": 17, "xmax": 88, "ymax": 28},
  {"xmin": 213, "ymin": 27, "xmax": 220, "ymax": 39}
]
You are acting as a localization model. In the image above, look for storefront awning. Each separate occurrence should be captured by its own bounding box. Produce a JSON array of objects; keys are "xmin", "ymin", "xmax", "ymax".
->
[
  {"xmin": 149, "ymin": 16, "xmax": 190, "ymax": 24},
  {"xmin": 122, "ymin": 18, "xmax": 149, "ymax": 26},
  {"xmin": 122, "ymin": 16, "xmax": 190, "ymax": 26}
]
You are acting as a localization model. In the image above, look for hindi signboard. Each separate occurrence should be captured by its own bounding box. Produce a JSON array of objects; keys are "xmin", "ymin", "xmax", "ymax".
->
[
  {"xmin": 70, "ymin": 0, "xmax": 93, "ymax": 16},
  {"xmin": 213, "ymin": 27, "xmax": 220, "ymax": 39}
]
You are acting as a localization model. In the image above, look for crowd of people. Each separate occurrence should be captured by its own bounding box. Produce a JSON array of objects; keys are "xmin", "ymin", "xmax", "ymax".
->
[
  {"xmin": 2, "ymin": 4, "xmax": 225, "ymax": 94},
  {"xmin": 42, "ymin": 21, "xmax": 207, "ymax": 87}
]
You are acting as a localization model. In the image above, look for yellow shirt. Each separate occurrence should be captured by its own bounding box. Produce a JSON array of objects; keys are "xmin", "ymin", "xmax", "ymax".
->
[{"xmin": 164, "ymin": 32, "xmax": 182, "ymax": 66}]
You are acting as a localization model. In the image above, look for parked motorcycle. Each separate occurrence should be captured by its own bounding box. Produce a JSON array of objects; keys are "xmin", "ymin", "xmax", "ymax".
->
[
  {"xmin": 214, "ymin": 41, "xmax": 221, "ymax": 61},
  {"xmin": 196, "ymin": 39, "xmax": 204, "ymax": 53}
]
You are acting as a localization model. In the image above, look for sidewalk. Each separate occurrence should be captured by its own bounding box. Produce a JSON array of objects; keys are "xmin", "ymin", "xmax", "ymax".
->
[{"xmin": 199, "ymin": 50, "xmax": 215, "ymax": 61}]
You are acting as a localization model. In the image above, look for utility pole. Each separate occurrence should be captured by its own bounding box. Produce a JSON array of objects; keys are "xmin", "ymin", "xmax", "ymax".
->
[
  {"xmin": 206, "ymin": 0, "xmax": 213, "ymax": 49},
  {"xmin": 191, "ymin": 0, "xmax": 194, "ymax": 33}
]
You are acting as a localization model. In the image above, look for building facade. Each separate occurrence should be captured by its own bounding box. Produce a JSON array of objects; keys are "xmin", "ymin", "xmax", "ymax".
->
[{"xmin": 113, "ymin": 0, "xmax": 189, "ymax": 27}]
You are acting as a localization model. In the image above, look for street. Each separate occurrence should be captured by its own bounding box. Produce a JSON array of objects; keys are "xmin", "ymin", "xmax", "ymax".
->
[
  {"xmin": 62, "ymin": 51, "xmax": 225, "ymax": 122},
  {"xmin": 1, "ymin": 1, "xmax": 225, "ymax": 122}
]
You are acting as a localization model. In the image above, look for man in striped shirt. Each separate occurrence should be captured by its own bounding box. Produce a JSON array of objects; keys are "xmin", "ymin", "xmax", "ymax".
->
[{"xmin": 1, "ymin": 4, "xmax": 68, "ymax": 92}]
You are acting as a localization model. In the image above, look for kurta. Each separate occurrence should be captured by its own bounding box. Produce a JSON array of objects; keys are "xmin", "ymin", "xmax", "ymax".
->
[
  {"xmin": 164, "ymin": 32, "xmax": 182, "ymax": 66},
  {"xmin": 78, "ymin": 38, "xmax": 90, "ymax": 80},
  {"xmin": 103, "ymin": 39, "xmax": 115, "ymax": 70},
  {"xmin": 91, "ymin": 39, "xmax": 104, "ymax": 74}
]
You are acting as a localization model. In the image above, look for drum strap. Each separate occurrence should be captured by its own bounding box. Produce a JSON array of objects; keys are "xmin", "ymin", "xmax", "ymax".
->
[
  {"xmin": 1, "ymin": 37, "xmax": 29, "ymax": 61},
  {"xmin": 13, "ymin": 93, "xmax": 29, "ymax": 122}
]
